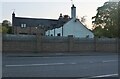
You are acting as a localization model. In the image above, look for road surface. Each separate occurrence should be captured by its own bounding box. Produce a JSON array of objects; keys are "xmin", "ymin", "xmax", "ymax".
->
[{"xmin": 2, "ymin": 54, "xmax": 118, "ymax": 78}]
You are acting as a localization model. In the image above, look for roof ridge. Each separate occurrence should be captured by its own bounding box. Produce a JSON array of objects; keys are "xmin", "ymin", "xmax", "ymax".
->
[{"xmin": 15, "ymin": 17, "xmax": 58, "ymax": 21}]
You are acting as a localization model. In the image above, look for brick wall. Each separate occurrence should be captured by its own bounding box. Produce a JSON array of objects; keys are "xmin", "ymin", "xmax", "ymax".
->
[
  {"xmin": 2, "ymin": 34, "xmax": 119, "ymax": 53},
  {"xmin": 14, "ymin": 26, "xmax": 45, "ymax": 35}
]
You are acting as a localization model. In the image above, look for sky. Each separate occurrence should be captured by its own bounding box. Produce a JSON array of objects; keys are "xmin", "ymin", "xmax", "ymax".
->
[{"xmin": 0, "ymin": 0, "xmax": 112, "ymax": 29}]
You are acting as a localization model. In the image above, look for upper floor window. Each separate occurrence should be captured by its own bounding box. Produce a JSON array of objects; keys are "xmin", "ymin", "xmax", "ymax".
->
[{"xmin": 21, "ymin": 24, "xmax": 27, "ymax": 28}]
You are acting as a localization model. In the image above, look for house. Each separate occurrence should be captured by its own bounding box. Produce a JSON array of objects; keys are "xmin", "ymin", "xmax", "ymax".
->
[
  {"xmin": 12, "ymin": 12, "xmax": 69, "ymax": 35},
  {"xmin": 12, "ymin": 4, "xmax": 94, "ymax": 38},
  {"xmin": 46, "ymin": 5, "xmax": 94, "ymax": 38}
]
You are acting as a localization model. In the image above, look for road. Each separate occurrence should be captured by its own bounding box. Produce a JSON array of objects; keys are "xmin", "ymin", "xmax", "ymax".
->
[{"xmin": 2, "ymin": 54, "xmax": 118, "ymax": 78}]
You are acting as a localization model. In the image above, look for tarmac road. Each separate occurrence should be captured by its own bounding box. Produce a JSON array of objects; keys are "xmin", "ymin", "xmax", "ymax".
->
[{"xmin": 2, "ymin": 53, "xmax": 118, "ymax": 78}]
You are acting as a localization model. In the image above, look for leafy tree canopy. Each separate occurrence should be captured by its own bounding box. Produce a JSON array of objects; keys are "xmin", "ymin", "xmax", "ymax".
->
[
  {"xmin": 92, "ymin": 2, "xmax": 119, "ymax": 38},
  {"xmin": 1, "ymin": 20, "xmax": 12, "ymax": 34}
]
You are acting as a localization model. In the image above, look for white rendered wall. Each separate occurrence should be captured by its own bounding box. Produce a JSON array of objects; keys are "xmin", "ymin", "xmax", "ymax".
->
[
  {"xmin": 63, "ymin": 18, "xmax": 94, "ymax": 38},
  {"xmin": 46, "ymin": 27, "xmax": 62, "ymax": 36},
  {"xmin": 46, "ymin": 18, "xmax": 94, "ymax": 38}
]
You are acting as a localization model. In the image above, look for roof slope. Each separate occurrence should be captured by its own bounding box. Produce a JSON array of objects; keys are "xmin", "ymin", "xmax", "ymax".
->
[{"xmin": 13, "ymin": 17, "xmax": 58, "ymax": 28}]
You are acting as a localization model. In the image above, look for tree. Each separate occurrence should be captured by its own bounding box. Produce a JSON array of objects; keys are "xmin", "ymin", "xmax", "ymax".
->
[
  {"xmin": 118, "ymin": 1, "xmax": 120, "ymax": 38},
  {"xmin": 92, "ymin": 2, "xmax": 119, "ymax": 38},
  {"xmin": 1, "ymin": 20, "xmax": 12, "ymax": 34},
  {"xmin": 0, "ymin": 24, "xmax": 2, "ymax": 33},
  {"xmin": 80, "ymin": 16, "xmax": 87, "ymax": 26},
  {"xmin": 2, "ymin": 20, "xmax": 11, "ymax": 27},
  {"xmin": 92, "ymin": 27, "xmax": 104, "ymax": 38}
]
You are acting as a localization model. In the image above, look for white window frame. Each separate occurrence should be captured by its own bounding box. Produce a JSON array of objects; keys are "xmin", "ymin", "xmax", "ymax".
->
[{"xmin": 21, "ymin": 24, "xmax": 27, "ymax": 28}]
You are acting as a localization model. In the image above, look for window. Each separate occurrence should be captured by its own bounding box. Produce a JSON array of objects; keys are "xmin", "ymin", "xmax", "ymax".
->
[
  {"xmin": 35, "ymin": 27, "xmax": 38, "ymax": 29},
  {"xmin": 21, "ymin": 24, "xmax": 24, "ymax": 28},
  {"xmin": 21, "ymin": 24, "xmax": 27, "ymax": 28},
  {"xmin": 57, "ymin": 33, "xmax": 61, "ymax": 36},
  {"xmin": 24, "ymin": 24, "xmax": 26, "ymax": 27}
]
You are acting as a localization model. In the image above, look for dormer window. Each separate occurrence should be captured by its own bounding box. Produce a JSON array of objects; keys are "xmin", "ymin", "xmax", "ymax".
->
[{"xmin": 21, "ymin": 24, "xmax": 27, "ymax": 28}]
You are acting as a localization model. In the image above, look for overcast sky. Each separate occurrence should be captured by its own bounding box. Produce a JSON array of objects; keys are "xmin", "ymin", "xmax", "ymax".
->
[{"xmin": 0, "ymin": 0, "xmax": 112, "ymax": 29}]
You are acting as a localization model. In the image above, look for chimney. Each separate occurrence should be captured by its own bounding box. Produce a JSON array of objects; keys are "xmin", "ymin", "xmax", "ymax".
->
[
  {"xmin": 12, "ymin": 12, "xmax": 15, "ymax": 26},
  {"xmin": 71, "ymin": 4, "xmax": 76, "ymax": 18}
]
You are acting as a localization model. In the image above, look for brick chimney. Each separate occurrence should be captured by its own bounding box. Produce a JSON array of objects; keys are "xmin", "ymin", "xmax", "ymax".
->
[{"xmin": 71, "ymin": 4, "xmax": 76, "ymax": 18}]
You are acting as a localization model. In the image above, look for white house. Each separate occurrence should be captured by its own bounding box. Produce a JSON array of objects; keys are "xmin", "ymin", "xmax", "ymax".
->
[
  {"xmin": 62, "ymin": 18, "xmax": 94, "ymax": 38},
  {"xmin": 46, "ymin": 4, "xmax": 94, "ymax": 38}
]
